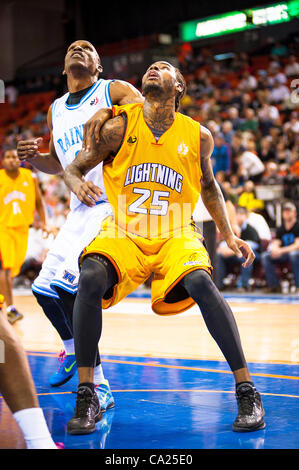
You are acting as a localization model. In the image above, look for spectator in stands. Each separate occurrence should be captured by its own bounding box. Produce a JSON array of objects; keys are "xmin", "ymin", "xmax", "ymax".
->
[
  {"xmin": 238, "ymin": 180, "xmax": 264, "ymax": 212},
  {"xmin": 270, "ymin": 42, "xmax": 288, "ymax": 58},
  {"xmin": 221, "ymin": 120, "xmax": 234, "ymax": 144},
  {"xmin": 240, "ymin": 108, "xmax": 259, "ymax": 132},
  {"xmin": 285, "ymin": 55, "xmax": 299, "ymax": 77},
  {"xmin": 229, "ymin": 174, "xmax": 244, "ymax": 199},
  {"xmin": 247, "ymin": 210, "xmax": 271, "ymax": 245},
  {"xmin": 261, "ymin": 161, "xmax": 284, "ymax": 185},
  {"xmin": 216, "ymin": 206, "xmax": 261, "ymax": 292},
  {"xmin": 231, "ymin": 131, "xmax": 246, "ymax": 165},
  {"xmin": 283, "ymin": 112, "xmax": 299, "ymax": 134},
  {"xmin": 235, "ymin": 150, "xmax": 265, "ymax": 183},
  {"xmin": 269, "ymin": 80, "xmax": 290, "ymax": 104},
  {"xmin": 211, "ymin": 133, "xmax": 230, "ymax": 174},
  {"xmin": 239, "ymin": 71, "xmax": 257, "ymax": 92},
  {"xmin": 227, "ymin": 107, "xmax": 242, "ymax": 130},
  {"xmin": 261, "ymin": 202, "xmax": 299, "ymax": 293},
  {"xmin": 258, "ymin": 136, "xmax": 277, "ymax": 162},
  {"xmin": 257, "ymin": 99, "xmax": 280, "ymax": 134}
]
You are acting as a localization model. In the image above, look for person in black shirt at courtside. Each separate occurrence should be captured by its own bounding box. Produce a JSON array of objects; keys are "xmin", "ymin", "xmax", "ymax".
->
[{"xmin": 261, "ymin": 202, "xmax": 299, "ymax": 293}]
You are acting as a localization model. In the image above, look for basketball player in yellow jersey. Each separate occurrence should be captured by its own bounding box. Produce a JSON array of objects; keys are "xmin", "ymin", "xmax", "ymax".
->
[
  {"xmin": 64, "ymin": 62, "xmax": 265, "ymax": 435},
  {"xmin": 0, "ymin": 150, "xmax": 48, "ymax": 324}
]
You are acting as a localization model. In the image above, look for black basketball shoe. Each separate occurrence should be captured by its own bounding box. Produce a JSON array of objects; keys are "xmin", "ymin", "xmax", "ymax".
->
[
  {"xmin": 233, "ymin": 382, "xmax": 266, "ymax": 432},
  {"xmin": 67, "ymin": 385, "xmax": 102, "ymax": 435}
]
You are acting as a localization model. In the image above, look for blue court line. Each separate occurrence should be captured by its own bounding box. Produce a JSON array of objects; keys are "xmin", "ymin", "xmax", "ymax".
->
[{"xmin": 2, "ymin": 353, "xmax": 299, "ymax": 449}]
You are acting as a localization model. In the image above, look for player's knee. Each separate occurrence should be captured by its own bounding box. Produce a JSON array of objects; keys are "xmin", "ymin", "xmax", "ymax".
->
[
  {"xmin": 78, "ymin": 255, "xmax": 108, "ymax": 301},
  {"xmin": 183, "ymin": 269, "xmax": 213, "ymax": 298}
]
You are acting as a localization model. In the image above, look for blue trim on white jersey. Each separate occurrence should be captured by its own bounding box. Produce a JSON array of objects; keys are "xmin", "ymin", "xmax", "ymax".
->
[
  {"xmin": 64, "ymin": 79, "xmax": 103, "ymax": 110},
  {"xmin": 50, "ymin": 280, "xmax": 78, "ymax": 294},
  {"xmin": 32, "ymin": 284, "xmax": 60, "ymax": 299},
  {"xmin": 51, "ymin": 99, "xmax": 58, "ymax": 125},
  {"xmin": 95, "ymin": 199, "xmax": 108, "ymax": 205},
  {"xmin": 105, "ymin": 80, "xmax": 114, "ymax": 107}
]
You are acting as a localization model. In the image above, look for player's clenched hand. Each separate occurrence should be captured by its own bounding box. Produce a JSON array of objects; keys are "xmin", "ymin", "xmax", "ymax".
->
[
  {"xmin": 17, "ymin": 137, "xmax": 43, "ymax": 160},
  {"xmin": 74, "ymin": 180, "xmax": 103, "ymax": 207},
  {"xmin": 82, "ymin": 108, "xmax": 113, "ymax": 152},
  {"xmin": 226, "ymin": 235, "xmax": 255, "ymax": 268}
]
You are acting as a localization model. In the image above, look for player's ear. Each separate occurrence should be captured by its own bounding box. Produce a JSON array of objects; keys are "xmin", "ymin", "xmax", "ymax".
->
[{"xmin": 175, "ymin": 80, "xmax": 183, "ymax": 94}]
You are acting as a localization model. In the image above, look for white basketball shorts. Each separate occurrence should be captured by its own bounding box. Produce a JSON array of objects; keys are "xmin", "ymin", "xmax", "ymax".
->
[{"xmin": 32, "ymin": 201, "xmax": 112, "ymax": 298}]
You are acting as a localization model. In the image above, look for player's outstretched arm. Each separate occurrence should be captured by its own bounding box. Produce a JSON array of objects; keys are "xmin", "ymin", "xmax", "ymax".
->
[
  {"xmin": 17, "ymin": 105, "xmax": 63, "ymax": 175},
  {"xmin": 82, "ymin": 80, "xmax": 143, "ymax": 151},
  {"xmin": 200, "ymin": 125, "xmax": 255, "ymax": 268},
  {"xmin": 64, "ymin": 115, "xmax": 125, "ymax": 207}
]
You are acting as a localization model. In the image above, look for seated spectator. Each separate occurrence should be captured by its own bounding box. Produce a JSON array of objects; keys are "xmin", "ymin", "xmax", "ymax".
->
[
  {"xmin": 238, "ymin": 71, "xmax": 257, "ymax": 92},
  {"xmin": 238, "ymin": 180, "xmax": 264, "ymax": 212},
  {"xmin": 227, "ymin": 107, "xmax": 242, "ymax": 130},
  {"xmin": 261, "ymin": 161, "xmax": 284, "ymax": 185},
  {"xmin": 261, "ymin": 202, "xmax": 299, "ymax": 293},
  {"xmin": 240, "ymin": 108, "xmax": 259, "ymax": 132},
  {"xmin": 269, "ymin": 80, "xmax": 290, "ymax": 104},
  {"xmin": 211, "ymin": 133, "xmax": 230, "ymax": 174},
  {"xmin": 258, "ymin": 136, "xmax": 277, "ymax": 162},
  {"xmin": 221, "ymin": 120, "xmax": 234, "ymax": 144},
  {"xmin": 236, "ymin": 150, "xmax": 265, "ymax": 183},
  {"xmin": 276, "ymin": 139, "xmax": 292, "ymax": 165},
  {"xmin": 229, "ymin": 174, "xmax": 244, "ymax": 198},
  {"xmin": 285, "ymin": 55, "xmax": 299, "ymax": 77},
  {"xmin": 283, "ymin": 112, "xmax": 299, "ymax": 134},
  {"xmin": 247, "ymin": 211, "xmax": 272, "ymax": 245},
  {"xmin": 270, "ymin": 42, "xmax": 288, "ymax": 58},
  {"xmin": 216, "ymin": 206, "xmax": 261, "ymax": 291}
]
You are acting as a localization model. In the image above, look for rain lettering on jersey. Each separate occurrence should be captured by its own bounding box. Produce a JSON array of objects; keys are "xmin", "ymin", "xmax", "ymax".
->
[{"xmin": 56, "ymin": 124, "xmax": 84, "ymax": 154}]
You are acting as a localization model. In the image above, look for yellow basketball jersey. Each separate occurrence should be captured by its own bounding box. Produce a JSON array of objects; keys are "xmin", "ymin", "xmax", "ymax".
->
[
  {"xmin": 103, "ymin": 103, "xmax": 202, "ymax": 239},
  {"xmin": 0, "ymin": 168, "xmax": 36, "ymax": 228}
]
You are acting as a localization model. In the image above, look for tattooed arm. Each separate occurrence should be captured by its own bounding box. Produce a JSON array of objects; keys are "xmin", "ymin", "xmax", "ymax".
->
[
  {"xmin": 82, "ymin": 80, "xmax": 143, "ymax": 151},
  {"xmin": 200, "ymin": 125, "xmax": 255, "ymax": 268},
  {"xmin": 64, "ymin": 115, "xmax": 125, "ymax": 207}
]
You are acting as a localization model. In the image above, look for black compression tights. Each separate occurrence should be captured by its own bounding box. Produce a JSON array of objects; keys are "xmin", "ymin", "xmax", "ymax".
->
[
  {"xmin": 73, "ymin": 255, "xmax": 118, "ymax": 368},
  {"xmin": 181, "ymin": 270, "xmax": 247, "ymax": 372}
]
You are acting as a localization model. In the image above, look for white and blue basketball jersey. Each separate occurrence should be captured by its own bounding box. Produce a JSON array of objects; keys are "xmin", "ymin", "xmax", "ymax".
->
[{"xmin": 51, "ymin": 79, "xmax": 114, "ymax": 211}]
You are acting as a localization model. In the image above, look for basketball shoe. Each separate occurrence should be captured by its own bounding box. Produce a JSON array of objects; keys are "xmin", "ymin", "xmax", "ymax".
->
[
  {"xmin": 95, "ymin": 379, "xmax": 115, "ymax": 411},
  {"xmin": 7, "ymin": 306, "xmax": 24, "ymax": 324},
  {"xmin": 233, "ymin": 382, "xmax": 266, "ymax": 432},
  {"xmin": 67, "ymin": 385, "xmax": 102, "ymax": 435},
  {"xmin": 49, "ymin": 351, "xmax": 77, "ymax": 387}
]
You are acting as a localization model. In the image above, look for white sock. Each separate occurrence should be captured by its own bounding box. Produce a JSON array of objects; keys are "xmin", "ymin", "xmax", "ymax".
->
[
  {"xmin": 13, "ymin": 407, "xmax": 57, "ymax": 449},
  {"xmin": 94, "ymin": 364, "xmax": 105, "ymax": 384},
  {"xmin": 63, "ymin": 339, "xmax": 75, "ymax": 355}
]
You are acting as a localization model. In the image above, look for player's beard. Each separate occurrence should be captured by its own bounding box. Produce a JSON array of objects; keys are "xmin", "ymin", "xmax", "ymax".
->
[{"xmin": 142, "ymin": 80, "xmax": 173, "ymax": 102}]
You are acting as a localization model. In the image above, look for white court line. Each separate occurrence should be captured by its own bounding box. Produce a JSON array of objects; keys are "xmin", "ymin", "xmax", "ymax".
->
[{"xmin": 106, "ymin": 301, "xmax": 256, "ymax": 316}]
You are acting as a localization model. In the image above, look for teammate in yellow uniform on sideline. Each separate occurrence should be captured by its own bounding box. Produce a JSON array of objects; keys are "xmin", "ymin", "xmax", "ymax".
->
[
  {"xmin": 0, "ymin": 150, "xmax": 48, "ymax": 324},
  {"xmin": 64, "ymin": 61, "xmax": 265, "ymax": 435}
]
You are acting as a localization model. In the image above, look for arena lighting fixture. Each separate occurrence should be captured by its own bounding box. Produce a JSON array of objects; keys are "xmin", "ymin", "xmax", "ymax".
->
[{"xmin": 180, "ymin": 1, "xmax": 299, "ymax": 41}]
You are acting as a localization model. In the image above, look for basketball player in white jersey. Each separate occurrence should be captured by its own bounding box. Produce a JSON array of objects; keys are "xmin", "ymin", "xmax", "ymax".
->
[{"xmin": 17, "ymin": 40, "xmax": 143, "ymax": 412}]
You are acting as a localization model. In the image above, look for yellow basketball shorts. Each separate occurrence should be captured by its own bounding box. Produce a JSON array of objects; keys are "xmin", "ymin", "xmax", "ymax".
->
[
  {"xmin": 0, "ymin": 226, "xmax": 29, "ymax": 277},
  {"xmin": 80, "ymin": 218, "xmax": 212, "ymax": 315}
]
